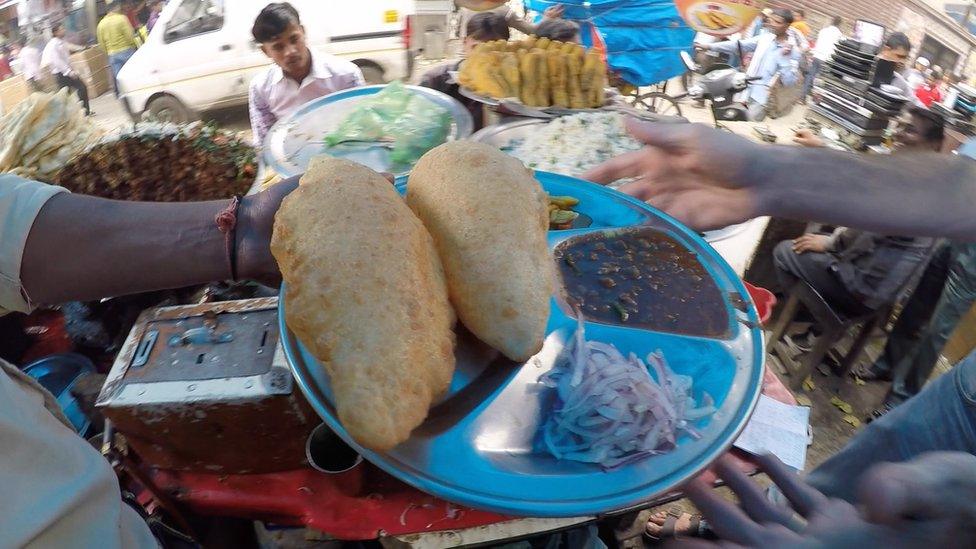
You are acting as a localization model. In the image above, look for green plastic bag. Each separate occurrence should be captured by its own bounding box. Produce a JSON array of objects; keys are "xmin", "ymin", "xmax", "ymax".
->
[{"xmin": 324, "ymin": 81, "xmax": 450, "ymax": 165}]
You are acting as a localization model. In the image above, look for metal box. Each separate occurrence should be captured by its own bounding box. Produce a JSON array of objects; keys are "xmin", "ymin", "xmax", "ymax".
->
[{"xmin": 96, "ymin": 298, "xmax": 318, "ymax": 474}]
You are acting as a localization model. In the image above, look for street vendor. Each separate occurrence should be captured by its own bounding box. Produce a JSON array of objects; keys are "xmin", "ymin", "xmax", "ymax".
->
[
  {"xmin": 419, "ymin": 12, "xmax": 510, "ymax": 130},
  {"xmin": 697, "ymin": 8, "xmax": 802, "ymax": 121},
  {"xmin": 248, "ymin": 2, "xmax": 365, "ymax": 147}
]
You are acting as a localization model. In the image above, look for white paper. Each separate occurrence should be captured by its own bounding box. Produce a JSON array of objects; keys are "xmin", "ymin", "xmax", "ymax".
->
[{"xmin": 733, "ymin": 394, "xmax": 811, "ymax": 471}]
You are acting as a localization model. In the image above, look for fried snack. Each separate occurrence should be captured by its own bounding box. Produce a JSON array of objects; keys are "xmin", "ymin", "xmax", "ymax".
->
[
  {"xmin": 566, "ymin": 45, "xmax": 587, "ymax": 109},
  {"xmin": 533, "ymin": 49, "xmax": 551, "ymax": 107},
  {"xmin": 500, "ymin": 53, "xmax": 521, "ymax": 98},
  {"xmin": 547, "ymin": 50, "xmax": 569, "ymax": 108},
  {"xmin": 583, "ymin": 51, "xmax": 607, "ymax": 107},
  {"xmin": 519, "ymin": 50, "xmax": 538, "ymax": 106},
  {"xmin": 407, "ymin": 142, "xmax": 553, "ymax": 362},
  {"xmin": 272, "ymin": 157, "xmax": 456, "ymax": 451},
  {"xmin": 462, "ymin": 36, "xmax": 606, "ymax": 109}
]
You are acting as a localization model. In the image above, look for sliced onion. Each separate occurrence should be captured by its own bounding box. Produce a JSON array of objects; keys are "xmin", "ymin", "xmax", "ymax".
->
[{"xmin": 538, "ymin": 315, "xmax": 716, "ymax": 470}]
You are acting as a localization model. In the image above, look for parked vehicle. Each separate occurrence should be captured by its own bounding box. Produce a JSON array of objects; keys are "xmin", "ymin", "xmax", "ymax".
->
[{"xmin": 117, "ymin": 0, "xmax": 414, "ymax": 123}]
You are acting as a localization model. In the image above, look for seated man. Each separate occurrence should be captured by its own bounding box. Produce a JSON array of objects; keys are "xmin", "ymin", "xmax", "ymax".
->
[
  {"xmin": 775, "ymin": 106, "xmax": 945, "ymax": 318},
  {"xmin": 248, "ymin": 2, "xmax": 365, "ymax": 146}
]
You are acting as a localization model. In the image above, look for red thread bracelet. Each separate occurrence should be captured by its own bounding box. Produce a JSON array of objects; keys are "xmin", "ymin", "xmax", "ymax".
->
[{"xmin": 215, "ymin": 196, "xmax": 241, "ymax": 281}]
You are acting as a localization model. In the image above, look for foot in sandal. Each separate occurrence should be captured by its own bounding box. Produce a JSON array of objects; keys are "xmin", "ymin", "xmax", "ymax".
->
[{"xmin": 644, "ymin": 507, "xmax": 710, "ymax": 542}]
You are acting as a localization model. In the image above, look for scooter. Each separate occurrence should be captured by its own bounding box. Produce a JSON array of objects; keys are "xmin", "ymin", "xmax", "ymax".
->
[{"xmin": 680, "ymin": 50, "xmax": 762, "ymax": 128}]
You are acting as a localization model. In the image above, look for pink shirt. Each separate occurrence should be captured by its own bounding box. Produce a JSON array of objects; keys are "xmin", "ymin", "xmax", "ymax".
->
[{"xmin": 248, "ymin": 50, "xmax": 365, "ymax": 146}]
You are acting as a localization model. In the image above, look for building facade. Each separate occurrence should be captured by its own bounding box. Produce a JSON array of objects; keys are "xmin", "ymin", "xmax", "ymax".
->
[{"xmin": 777, "ymin": 0, "xmax": 976, "ymax": 79}]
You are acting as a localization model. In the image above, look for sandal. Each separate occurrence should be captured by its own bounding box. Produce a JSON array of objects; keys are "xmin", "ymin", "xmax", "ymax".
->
[
  {"xmin": 851, "ymin": 363, "xmax": 891, "ymax": 382},
  {"xmin": 644, "ymin": 507, "xmax": 705, "ymax": 543}
]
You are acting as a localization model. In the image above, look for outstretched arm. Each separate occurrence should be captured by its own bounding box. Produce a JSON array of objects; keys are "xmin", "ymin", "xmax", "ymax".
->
[
  {"xmin": 584, "ymin": 120, "xmax": 976, "ymax": 240},
  {"xmin": 20, "ymin": 177, "xmax": 299, "ymax": 307}
]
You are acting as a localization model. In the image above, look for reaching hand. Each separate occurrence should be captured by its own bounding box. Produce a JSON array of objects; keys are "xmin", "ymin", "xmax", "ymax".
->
[
  {"xmin": 792, "ymin": 233, "xmax": 830, "ymax": 254},
  {"xmin": 236, "ymin": 172, "xmax": 397, "ymax": 287},
  {"xmin": 857, "ymin": 452, "xmax": 976, "ymax": 540},
  {"xmin": 674, "ymin": 454, "xmax": 916, "ymax": 548},
  {"xmin": 793, "ymin": 128, "xmax": 825, "ymax": 148},
  {"xmin": 236, "ymin": 175, "xmax": 300, "ymax": 287},
  {"xmin": 582, "ymin": 120, "xmax": 766, "ymax": 231},
  {"xmin": 543, "ymin": 4, "xmax": 565, "ymax": 19}
]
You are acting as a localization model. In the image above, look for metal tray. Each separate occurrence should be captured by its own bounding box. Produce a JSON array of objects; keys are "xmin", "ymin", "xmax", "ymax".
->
[
  {"xmin": 469, "ymin": 118, "xmax": 751, "ymax": 243},
  {"xmin": 280, "ymin": 171, "xmax": 765, "ymax": 517},
  {"xmin": 262, "ymin": 85, "xmax": 474, "ymax": 179},
  {"xmin": 458, "ymin": 84, "xmax": 610, "ymax": 119}
]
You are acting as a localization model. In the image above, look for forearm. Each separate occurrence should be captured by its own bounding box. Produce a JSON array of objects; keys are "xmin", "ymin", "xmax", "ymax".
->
[
  {"xmin": 755, "ymin": 148, "xmax": 976, "ymax": 240},
  {"xmin": 21, "ymin": 194, "xmax": 229, "ymax": 305}
]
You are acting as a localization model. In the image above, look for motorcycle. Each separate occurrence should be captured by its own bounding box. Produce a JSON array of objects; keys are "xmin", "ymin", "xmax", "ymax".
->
[{"xmin": 680, "ymin": 50, "xmax": 762, "ymax": 128}]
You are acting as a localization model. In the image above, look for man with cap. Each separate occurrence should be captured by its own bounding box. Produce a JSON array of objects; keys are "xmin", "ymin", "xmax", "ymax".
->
[{"xmin": 905, "ymin": 56, "xmax": 930, "ymax": 90}]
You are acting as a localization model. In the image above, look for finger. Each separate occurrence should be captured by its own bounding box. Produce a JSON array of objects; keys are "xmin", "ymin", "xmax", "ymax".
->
[
  {"xmin": 624, "ymin": 118, "xmax": 704, "ymax": 151},
  {"xmin": 615, "ymin": 180, "xmax": 656, "ymax": 201},
  {"xmin": 379, "ymin": 171, "xmax": 396, "ymax": 184},
  {"xmin": 713, "ymin": 457, "xmax": 797, "ymax": 527},
  {"xmin": 683, "ymin": 477, "xmax": 763, "ymax": 546},
  {"xmin": 755, "ymin": 454, "xmax": 828, "ymax": 517},
  {"xmin": 582, "ymin": 149, "xmax": 647, "ymax": 184}
]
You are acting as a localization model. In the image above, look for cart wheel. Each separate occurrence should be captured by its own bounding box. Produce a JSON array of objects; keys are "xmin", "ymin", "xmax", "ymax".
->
[{"xmin": 631, "ymin": 92, "xmax": 683, "ymax": 118}]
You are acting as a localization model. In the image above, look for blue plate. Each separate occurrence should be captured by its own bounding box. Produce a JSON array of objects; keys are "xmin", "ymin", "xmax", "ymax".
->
[
  {"xmin": 280, "ymin": 171, "xmax": 764, "ymax": 517},
  {"xmin": 263, "ymin": 84, "xmax": 475, "ymax": 179}
]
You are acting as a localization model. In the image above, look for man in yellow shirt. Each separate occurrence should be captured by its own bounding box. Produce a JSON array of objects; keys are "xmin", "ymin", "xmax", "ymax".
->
[
  {"xmin": 790, "ymin": 8, "xmax": 812, "ymax": 40},
  {"xmin": 97, "ymin": 0, "xmax": 139, "ymax": 96}
]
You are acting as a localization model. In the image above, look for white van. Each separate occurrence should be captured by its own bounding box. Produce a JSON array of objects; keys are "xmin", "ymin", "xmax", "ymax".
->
[{"xmin": 117, "ymin": 0, "xmax": 413, "ymax": 123}]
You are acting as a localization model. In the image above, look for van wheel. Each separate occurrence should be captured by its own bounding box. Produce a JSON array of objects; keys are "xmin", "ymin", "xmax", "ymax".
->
[
  {"xmin": 356, "ymin": 63, "xmax": 385, "ymax": 84},
  {"xmin": 144, "ymin": 95, "xmax": 195, "ymax": 125}
]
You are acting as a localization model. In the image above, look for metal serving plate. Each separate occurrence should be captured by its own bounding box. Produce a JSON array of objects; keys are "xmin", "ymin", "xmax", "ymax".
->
[
  {"xmin": 263, "ymin": 85, "xmax": 474, "ymax": 179},
  {"xmin": 470, "ymin": 119, "xmax": 750, "ymax": 243},
  {"xmin": 280, "ymin": 171, "xmax": 764, "ymax": 517}
]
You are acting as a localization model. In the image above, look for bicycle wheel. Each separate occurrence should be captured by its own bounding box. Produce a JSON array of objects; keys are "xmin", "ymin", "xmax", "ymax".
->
[{"xmin": 631, "ymin": 91, "xmax": 683, "ymax": 118}]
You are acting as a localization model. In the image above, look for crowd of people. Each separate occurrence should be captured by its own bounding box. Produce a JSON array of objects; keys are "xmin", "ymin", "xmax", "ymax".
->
[{"xmin": 1, "ymin": 2, "xmax": 976, "ymax": 547}]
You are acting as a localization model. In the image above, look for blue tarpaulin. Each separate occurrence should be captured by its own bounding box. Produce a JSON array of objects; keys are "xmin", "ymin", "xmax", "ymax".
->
[{"xmin": 524, "ymin": 0, "xmax": 694, "ymax": 86}]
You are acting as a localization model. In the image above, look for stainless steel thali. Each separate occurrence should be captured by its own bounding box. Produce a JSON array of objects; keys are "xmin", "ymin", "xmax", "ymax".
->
[
  {"xmin": 280, "ymin": 171, "xmax": 765, "ymax": 517},
  {"xmin": 263, "ymin": 85, "xmax": 474, "ymax": 179}
]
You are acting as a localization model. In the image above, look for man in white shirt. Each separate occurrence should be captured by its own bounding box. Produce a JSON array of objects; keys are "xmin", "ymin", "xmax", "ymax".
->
[
  {"xmin": 16, "ymin": 36, "xmax": 42, "ymax": 91},
  {"xmin": 700, "ymin": 9, "xmax": 801, "ymax": 121},
  {"xmin": 802, "ymin": 15, "xmax": 843, "ymax": 101},
  {"xmin": 40, "ymin": 23, "xmax": 90, "ymax": 115},
  {"xmin": 248, "ymin": 2, "xmax": 365, "ymax": 147}
]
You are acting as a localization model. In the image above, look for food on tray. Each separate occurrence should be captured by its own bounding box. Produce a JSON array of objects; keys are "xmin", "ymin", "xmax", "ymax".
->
[
  {"xmin": 539, "ymin": 317, "xmax": 716, "ymax": 468},
  {"xmin": 0, "ymin": 89, "xmax": 99, "ymax": 181},
  {"xmin": 272, "ymin": 156, "xmax": 456, "ymax": 451},
  {"xmin": 554, "ymin": 228, "xmax": 730, "ymax": 337},
  {"xmin": 324, "ymin": 81, "xmax": 451, "ymax": 167},
  {"xmin": 408, "ymin": 142, "xmax": 553, "ymax": 362},
  {"xmin": 695, "ymin": 10, "xmax": 737, "ymax": 31},
  {"xmin": 459, "ymin": 37, "xmax": 607, "ymax": 108},
  {"xmin": 54, "ymin": 122, "xmax": 256, "ymax": 201},
  {"xmin": 676, "ymin": 0, "xmax": 765, "ymax": 37},
  {"xmin": 506, "ymin": 113, "xmax": 641, "ymax": 184},
  {"xmin": 548, "ymin": 194, "xmax": 580, "ymax": 229}
]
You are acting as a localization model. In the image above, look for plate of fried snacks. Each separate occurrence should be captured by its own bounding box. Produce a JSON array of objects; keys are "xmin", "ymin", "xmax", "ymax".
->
[{"xmin": 274, "ymin": 142, "xmax": 764, "ymax": 516}]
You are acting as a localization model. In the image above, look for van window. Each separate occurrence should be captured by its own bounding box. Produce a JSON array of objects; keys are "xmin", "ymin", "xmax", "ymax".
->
[{"xmin": 164, "ymin": 0, "xmax": 224, "ymax": 42}]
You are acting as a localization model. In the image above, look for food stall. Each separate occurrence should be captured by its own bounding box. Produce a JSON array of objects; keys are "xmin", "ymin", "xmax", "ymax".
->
[{"xmin": 2, "ymin": 43, "xmax": 796, "ymax": 544}]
